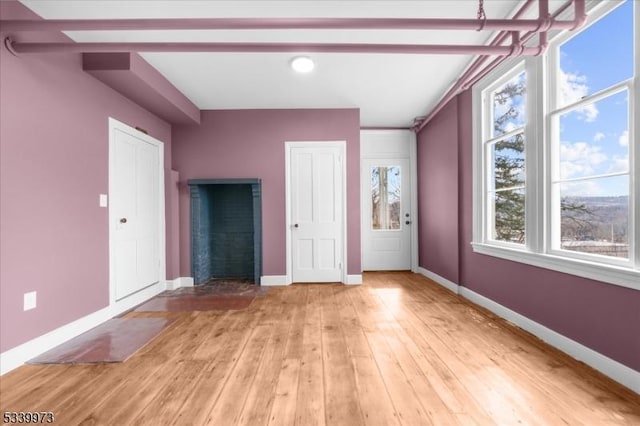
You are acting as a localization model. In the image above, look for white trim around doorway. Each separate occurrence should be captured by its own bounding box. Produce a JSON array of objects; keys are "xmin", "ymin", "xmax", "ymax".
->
[
  {"xmin": 285, "ymin": 141, "xmax": 348, "ymax": 284},
  {"xmin": 108, "ymin": 117, "xmax": 166, "ymax": 310}
]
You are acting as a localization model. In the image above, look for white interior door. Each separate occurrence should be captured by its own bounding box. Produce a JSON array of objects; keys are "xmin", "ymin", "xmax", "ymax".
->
[
  {"xmin": 289, "ymin": 143, "xmax": 344, "ymax": 282},
  {"xmin": 110, "ymin": 119, "xmax": 163, "ymax": 300},
  {"xmin": 362, "ymin": 158, "xmax": 412, "ymax": 270}
]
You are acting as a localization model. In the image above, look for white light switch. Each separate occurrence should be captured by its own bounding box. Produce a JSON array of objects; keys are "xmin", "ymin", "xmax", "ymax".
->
[
  {"xmin": 99, "ymin": 194, "xmax": 108, "ymax": 207},
  {"xmin": 24, "ymin": 291, "xmax": 36, "ymax": 311}
]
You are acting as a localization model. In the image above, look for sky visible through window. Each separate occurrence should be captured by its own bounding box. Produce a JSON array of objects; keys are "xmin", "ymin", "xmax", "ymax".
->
[{"xmin": 558, "ymin": 0, "xmax": 633, "ymax": 197}]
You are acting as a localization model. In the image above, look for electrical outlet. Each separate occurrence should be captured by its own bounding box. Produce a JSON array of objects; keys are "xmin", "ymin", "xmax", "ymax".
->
[{"xmin": 24, "ymin": 291, "xmax": 36, "ymax": 311}]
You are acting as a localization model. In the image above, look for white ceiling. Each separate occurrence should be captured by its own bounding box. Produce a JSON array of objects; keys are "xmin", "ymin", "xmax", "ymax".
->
[{"xmin": 19, "ymin": 0, "xmax": 555, "ymax": 127}]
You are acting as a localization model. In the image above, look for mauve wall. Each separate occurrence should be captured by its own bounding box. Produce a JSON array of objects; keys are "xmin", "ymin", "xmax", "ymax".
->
[
  {"xmin": 166, "ymin": 170, "xmax": 181, "ymax": 280},
  {"xmin": 417, "ymin": 89, "xmax": 640, "ymax": 371},
  {"xmin": 0, "ymin": 2, "xmax": 173, "ymax": 352},
  {"xmin": 417, "ymin": 98, "xmax": 459, "ymax": 283},
  {"xmin": 172, "ymin": 109, "xmax": 361, "ymax": 277}
]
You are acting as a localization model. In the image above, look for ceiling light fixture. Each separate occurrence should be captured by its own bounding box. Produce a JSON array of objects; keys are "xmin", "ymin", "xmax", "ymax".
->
[{"xmin": 290, "ymin": 56, "xmax": 315, "ymax": 73}]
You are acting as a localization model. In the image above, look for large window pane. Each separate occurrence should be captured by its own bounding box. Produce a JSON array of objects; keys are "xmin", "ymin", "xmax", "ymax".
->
[
  {"xmin": 558, "ymin": 175, "xmax": 629, "ymax": 259},
  {"xmin": 558, "ymin": 91, "xmax": 629, "ymax": 180},
  {"xmin": 492, "ymin": 71, "xmax": 526, "ymax": 137},
  {"xmin": 487, "ymin": 66, "xmax": 526, "ymax": 246},
  {"xmin": 472, "ymin": 0, "xmax": 637, "ymax": 286},
  {"xmin": 490, "ymin": 133, "xmax": 525, "ymax": 191},
  {"xmin": 490, "ymin": 189, "xmax": 525, "ymax": 244},
  {"xmin": 372, "ymin": 166, "xmax": 401, "ymax": 230},
  {"xmin": 559, "ymin": 1, "xmax": 633, "ymax": 108}
]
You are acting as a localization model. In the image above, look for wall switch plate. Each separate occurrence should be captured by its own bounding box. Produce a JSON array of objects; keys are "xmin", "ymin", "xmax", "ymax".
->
[
  {"xmin": 99, "ymin": 194, "xmax": 108, "ymax": 207},
  {"xmin": 24, "ymin": 291, "xmax": 36, "ymax": 311}
]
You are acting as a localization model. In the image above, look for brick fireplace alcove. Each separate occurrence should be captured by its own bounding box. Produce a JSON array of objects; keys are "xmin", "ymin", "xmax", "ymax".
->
[{"xmin": 188, "ymin": 179, "xmax": 262, "ymax": 285}]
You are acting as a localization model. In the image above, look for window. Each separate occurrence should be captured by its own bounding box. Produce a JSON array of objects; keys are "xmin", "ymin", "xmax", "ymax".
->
[
  {"xmin": 473, "ymin": 0, "xmax": 639, "ymax": 290},
  {"xmin": 482, "ymin": 67, "xmax": 527, "ymax": 245},
  {"xmin": 550, "ymin": 1, "xmax": 633, "ymax": 262},
  {"xmin": 371, "ymin": 166, "xmax": 401, "ymax": 230}
]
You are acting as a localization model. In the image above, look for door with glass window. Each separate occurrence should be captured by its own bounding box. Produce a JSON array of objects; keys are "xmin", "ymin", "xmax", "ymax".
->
[{"xmin": 362, "ymin": 159, "xmax": 411, "ymax": 270}]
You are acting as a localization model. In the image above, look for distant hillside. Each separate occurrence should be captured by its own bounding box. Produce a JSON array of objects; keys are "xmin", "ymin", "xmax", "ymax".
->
[
  {"xmin": 561, "ymin": 195, "xmax": 629, "ymax": 244},
  {"xmin": 566, "ymin": 196, "xmax": 629, "ymax": 208}
]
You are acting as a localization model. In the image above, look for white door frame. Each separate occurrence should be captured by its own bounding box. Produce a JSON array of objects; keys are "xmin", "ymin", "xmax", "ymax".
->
[
  {"xmin": 108, "ymin": 117, "xmax": 166, "ymax": 308},
  {"xmin": 409, "ymin": 132, "xmax": 418, "ymax": 273},
  {"xmin": 360, "ymin": 130, "xmax": 418, "ymax": 272},
  {"xmin": 285, "ymin": 141, "xmax": 347, "ymax": 284}
]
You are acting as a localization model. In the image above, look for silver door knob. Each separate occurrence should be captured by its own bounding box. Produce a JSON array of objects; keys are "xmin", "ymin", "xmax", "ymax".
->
[{"xmin": 120, "ymin": 218, "xmax": 127, "ymax": 224}]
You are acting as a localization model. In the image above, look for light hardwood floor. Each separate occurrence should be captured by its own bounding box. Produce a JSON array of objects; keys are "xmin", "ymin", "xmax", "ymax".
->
[{"xmin": 1, "ymin": 272, "xmax": 639, "ymax": 425}]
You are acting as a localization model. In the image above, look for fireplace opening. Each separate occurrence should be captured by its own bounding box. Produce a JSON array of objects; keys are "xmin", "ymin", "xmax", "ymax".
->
[{"xmin": 188, "ymin": 179, "xmax": 262, "ymax": 285}]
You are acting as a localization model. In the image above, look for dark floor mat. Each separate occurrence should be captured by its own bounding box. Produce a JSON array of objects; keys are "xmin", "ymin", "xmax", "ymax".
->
[
  {"xmin": 134, "ymin": 294, "xmax": 255, "ymax": 312},
  {"xmin": 28, "ymin": 317, "xmax": 174, "ymax": 364},
  {"xmin": 134, "ymin": 279, "xmax": 267, "ymax": 312},
  {"xmin": 160, "ymin": 278, "xmax": 268, "ymax": 297}
]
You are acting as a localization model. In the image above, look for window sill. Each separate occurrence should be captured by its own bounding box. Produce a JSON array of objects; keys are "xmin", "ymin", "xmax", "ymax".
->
[{"xmin": 471, "ymin": 242, "xmax": 639, "ymax": 291}]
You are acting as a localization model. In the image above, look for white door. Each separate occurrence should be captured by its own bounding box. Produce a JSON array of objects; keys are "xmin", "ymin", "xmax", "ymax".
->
[
  {"xmin": 362, "ymin": 158, "xmax": 412, "ymax": 270},
  {"xmin": 110, "ymin": 119, "xmax": 163, "ymax": 300},
  {"xmin": 289, "ymin": 143, "xmax": 344, "ymax": 282}
]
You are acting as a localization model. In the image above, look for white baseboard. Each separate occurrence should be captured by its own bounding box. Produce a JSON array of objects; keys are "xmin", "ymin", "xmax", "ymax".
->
[
  {"xmin": 165, "ymin": 278, "xmax": 177, "ymax": 290},
  {"xmin": 459, "ymin": 286, "xmax": 640, "ymax": 394},
  {"xmin": 345, "ymin": 274, "xmax": 363, "ymax": 285},
  {"xmin": 0, "ymin": 305, "xmax": 113, "ymax": 375},
  {"xmin": 0, "ymin": 280, "xmax": 166, "ymax": 375},
  {"xmin": 166, "ymin": 276, "xmax": 194, "ymax": 290},
  {"xmin": 260, "ymin": 275, "xmax": 290, "ymax": 286},
  {"xmin": 417, "ymin": 266, "xmax": 639, "ymax": 394},
  {"xmin": 417, "ymin": 267, "xmax": 460, "ymax": 294}
]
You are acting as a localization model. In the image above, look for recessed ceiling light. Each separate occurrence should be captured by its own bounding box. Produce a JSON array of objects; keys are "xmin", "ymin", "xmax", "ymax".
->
[{"xmin": 290, "ymin": 56, "xmax": 315, "ymax": 73}]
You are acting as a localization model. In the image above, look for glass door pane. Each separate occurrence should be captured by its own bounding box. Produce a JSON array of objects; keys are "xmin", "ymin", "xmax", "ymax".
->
[{"xmin": 371, "ymin": 166, "xmax": 401, "ymax": 230}]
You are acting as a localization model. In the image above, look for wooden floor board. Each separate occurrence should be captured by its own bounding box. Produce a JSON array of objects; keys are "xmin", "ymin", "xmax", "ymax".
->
[
  {"xmin": 1, "ymin": 272, "xmax": 638, "ymax": 425},
  {"xmin": 238, "ymin": 289, "xmax": 293, "ymax": 426},
  {"xmin": 320, "ymin": 286, "xmax": 365, "ymax": 426},
  {"xmin": 268, "ymin": 358, "xmax": 302, "ymax": 426},
  {"xmin": 293, "ymin": 285, "xmax": 326, "ymax": 426}
]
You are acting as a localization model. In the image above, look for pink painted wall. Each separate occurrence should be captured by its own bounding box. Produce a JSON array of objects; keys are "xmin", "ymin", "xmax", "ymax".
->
[
  {"xmin": 417, "ymin": 97, "xmax": 459, "ymax": 283},
  {"xmin": 172, "ymin": 109, "xmax": 361, "ymax": 277},
  {"xmin": 0, "ymin": 1, "xmax": 175, "ymax": 352},
  {"xmin": 417, "ymin": 89, "xmax": 640, "ymax": 372},
  {"xmin": 166, "ymin": 170, "xmax": 181, "ymax": 280}
]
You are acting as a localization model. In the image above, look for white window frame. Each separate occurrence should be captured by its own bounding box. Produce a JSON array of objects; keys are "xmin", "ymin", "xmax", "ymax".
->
[
  {"xmin": 477, "ymin": 62, "xmax": 531, "ymax": 250},
  {"xmin": 472, "ymin": 0, "xmax": 639, "ymax": 291}
]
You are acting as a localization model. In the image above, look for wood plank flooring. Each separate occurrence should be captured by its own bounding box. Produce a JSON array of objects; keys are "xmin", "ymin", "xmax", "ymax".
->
[{"xmin": 1, "ymin": 272, "xmax": 639, "ymax": 425}]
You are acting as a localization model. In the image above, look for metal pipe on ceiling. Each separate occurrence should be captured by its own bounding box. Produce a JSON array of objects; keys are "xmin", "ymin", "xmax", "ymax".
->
[
  {"xmin": 0, "ymin": 0, "xmax": 587, "ymax": 131},
  {"xmin": 2, "ymin": 0, "xmax": 584, "ymax": 58},
  {"xmin": 3, "ymin": 40, "xmax": 548, "ymax": 56},
  {"xmin": 0, "ymin": 16, "xmax": 588, "ymax": 33},
  {"xmin": 450, "ymin": 0, "xmax": 537, "ymax": 101},
  {"xmin": 412, "ymin": 0, "xmax": 586, "ymax": 132},
  {"xmin": 0, "ymin": 0, "xmax": 584, "ymax": 59}
]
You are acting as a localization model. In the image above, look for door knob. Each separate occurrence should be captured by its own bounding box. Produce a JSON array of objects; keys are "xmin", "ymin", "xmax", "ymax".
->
[
  {"xmin": 120, "ymin": 218, "xmax": 128, "ymax": 224},
  {"xmin": 405, "ymin": 220, "xmax": 411, "ymax": 225},
  {"xmin": 294, "ymin": 223, "xmax": 299, "ymax": 228}
]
